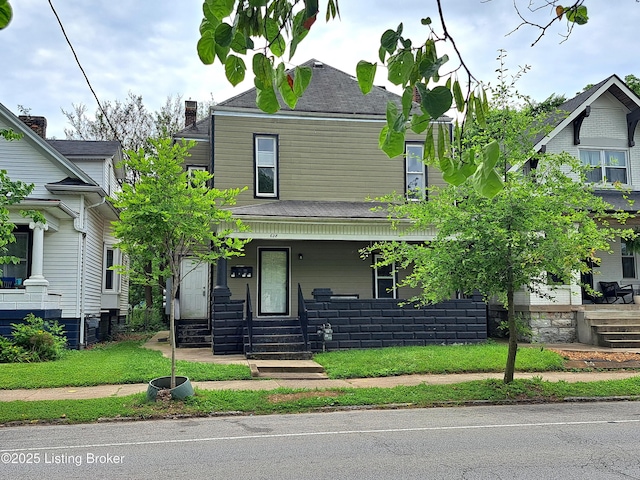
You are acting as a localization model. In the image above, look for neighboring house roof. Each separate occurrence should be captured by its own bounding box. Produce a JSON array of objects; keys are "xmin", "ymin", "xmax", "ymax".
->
[
  {"xmin": 229, "ymin": 200, "xmax": 389, "ymax": 219},
  {"xmin": 595, "ymin": 190, "xmax": 640, "ymax": 212},
  {"xmin": 534, "ymin": 74, "xmax": 640, "ymax": 150},
  {"xmin": 0, "ymin": 103, "xmax": 98, "ymax": 186},
  {"xmin": 47, "ymin": 139, "xmax": 121, "ymax": 157}
]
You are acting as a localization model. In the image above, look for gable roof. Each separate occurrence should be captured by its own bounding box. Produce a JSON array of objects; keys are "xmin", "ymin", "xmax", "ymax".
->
[
  {"xmin": 47, "ymin": 139, "xmax": 121, "ymax": 158},
  {"xmin": 534, "ymin": 74, "xmax": 640, "ymax": 150},
  {"xmin": 0, "ymin": 102, "xmax": 97, "ymax": 186}
]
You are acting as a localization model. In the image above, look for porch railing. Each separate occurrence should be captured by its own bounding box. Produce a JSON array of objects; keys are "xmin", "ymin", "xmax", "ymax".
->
[
  {"xmin": 245, "ymin": 284, "xmax": 253, "ymax": 353},
  {"xmin": 297, "ymin": 284, "xmax": 309, "ymax": 350}
]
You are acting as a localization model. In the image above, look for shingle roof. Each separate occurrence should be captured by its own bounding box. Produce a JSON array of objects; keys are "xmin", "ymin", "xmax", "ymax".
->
[
  {"xmin": 595, "ymin": 190, "xmax": 640, "ymax": 212},
  {"xmin": 229, "ymin": 200, "xmax": 390, "ymax": 219},
  {"xmin": 217, "ymin": 58, "xmax": 407, "ymax": 116},
  {"xmin": 47, "ymin": 140, "xmax": 121, "ymax": 157}
]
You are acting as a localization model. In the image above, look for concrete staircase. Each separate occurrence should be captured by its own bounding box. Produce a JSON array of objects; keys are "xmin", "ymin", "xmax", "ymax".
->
[
  {"xmin": 176, "ymin": 320, "xmax": 211, "ymax": 348},
  {"xmin": 578, "ymin": 308, "xmax": 640, "ymax": 348},
  {"xmin": 244, "ymin": 317, "xmax": 313, "ymax": 361}
]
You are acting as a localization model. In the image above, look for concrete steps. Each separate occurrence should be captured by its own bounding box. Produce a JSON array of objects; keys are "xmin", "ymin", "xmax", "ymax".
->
[
  {"xmin": 176, "ymin": 321, "xmax": 211, "ymax": 348},
  {"xmin": 579, "ymin": 309, "xmax": 640, "ymax": 348}
]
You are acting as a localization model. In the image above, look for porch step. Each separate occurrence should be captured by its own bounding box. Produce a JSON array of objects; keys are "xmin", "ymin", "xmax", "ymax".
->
[
  {"xmin": 244, "ymin": 317, "xmax": 311, "ymax": 360},
  {"xmin": 249, "ymin": 361, "xmax": 326, "ymax": 379},
  {"xmin": 176, "ymin": 321, "xmax": 211, "ymax": 348},
  {"xmin": 586, "ymin": 312, "xmax": 640, "ymax": 348}
]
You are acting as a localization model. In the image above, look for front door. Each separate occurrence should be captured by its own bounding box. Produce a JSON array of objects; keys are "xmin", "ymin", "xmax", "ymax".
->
[
  {"xmin": 180, "ymin": 258, "xmax": 209, "ymax": 319},
  {"xmin": 258, "ymin": 248, "xmax": 289, "ymax": 316}
]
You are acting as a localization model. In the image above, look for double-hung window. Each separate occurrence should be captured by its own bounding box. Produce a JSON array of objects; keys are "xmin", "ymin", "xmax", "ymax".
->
[
  {"xmin": 374, "ymin": 254, "xmax": 397, "ymax": 299},
  {"xmin": 103, "ymin": 246, "xmax": 121, "ymax": 292},
  {"xmin": 254, "ymin": 135, "xmax": 278, "ymax": 197},
  {"xmin": 0, "ymin": 230, "xmax": 29, "ymax": 285},
  {"xmin": 405, "ymin": 143, "xmax": 426, "ymax": 200},
  {"xmin": 621, "ymin": 240, "xmax": 636, "ymax": 279},
  {"xmin": 580, "ymin": 149, "xmax": 628, "ymax": 184}
]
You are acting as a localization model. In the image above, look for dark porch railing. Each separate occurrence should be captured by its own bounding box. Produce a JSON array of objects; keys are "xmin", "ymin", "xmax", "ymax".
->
[
  {"xmin": 245, "ymin": 284, "xmax": 253, "ymax": 352},
  {"xmin": 297, "ymin": 284, "xmax": 309, "ymax": 350}
]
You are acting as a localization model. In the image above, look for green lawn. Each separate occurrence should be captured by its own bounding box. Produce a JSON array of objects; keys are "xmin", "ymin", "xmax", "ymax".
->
[
  {"xmin": 0, "ymin": 340, "xmax": 252, "ymax": 389},
  {"xmin": 314, "ymin": 343, "xmax": 566, "ymax": 378},
  {"xmin": 2, "ymin": 376, "xmax": 640, "ymax": 424}
]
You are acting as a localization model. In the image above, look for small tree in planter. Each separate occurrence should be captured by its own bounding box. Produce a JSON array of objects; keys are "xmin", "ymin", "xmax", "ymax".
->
[{"xmin": 111, "ymin": 138, "xmax": 248, "ymax": 391}]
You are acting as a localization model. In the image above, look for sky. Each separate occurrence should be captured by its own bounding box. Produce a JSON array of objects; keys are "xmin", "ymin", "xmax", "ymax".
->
[{"xmin": 2, "ymin": 1, "xmax": 640, "ymax": 139}]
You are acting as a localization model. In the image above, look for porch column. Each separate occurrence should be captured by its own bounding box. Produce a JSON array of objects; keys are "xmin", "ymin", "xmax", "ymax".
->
[
  {"xmin": 213, "ymin": 257, "xmax": 231, "ymax": 303},
  {"xmin": 23, "ymin": 221, "xmax": 49, "ymax": 288}
]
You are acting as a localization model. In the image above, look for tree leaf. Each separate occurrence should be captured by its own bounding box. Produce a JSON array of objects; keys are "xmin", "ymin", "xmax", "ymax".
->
[
  {"xmin": 214, "ymin": 22, "xmax": 234, "ymax": 47},
  {"xmin": 265, "ymin": 17, "xmax": 286, "ymax": 57},
  {"xmin": 225, "ymin": 54, "xmax": 246, "ymax": 86},
  {"xmin": 256, "ymin": 86, "xmax": 280, "ymax": 114},
  {"xmin": 421, "ymin": 86, "xmax": 453, "ymax": 119},
  {"xmin": 276, "ymin": 63, "xmax": 298, "ymax": 109},
  {"xmin": 378, "ymin": 125, "xmax": 405, "ymax": 158},
  {"xmin": 410, "ymin": 112, "xmax": 430, "ymax": 134},
  {"xmin": 252, "ymin": 53, "xmax": 273, "ymax": 90},
  {"xmin": 207, "ymin": 0, "xmax": 235, "ymax": 19},
  {"xmin": 230, "ymin": 31, "xmax": 248, "ymax": 54},
  {"xmin": 566, "ymin": 5, "xmax": 588, "ymax": 25},
  {"xmin": 356, "ymin": 61, "xmax": 376, "ymax": 95},
  {"xmin": 0, "ymin": 1, "xmax": 11, "ymax": 30},
  {"xmin": 453, "ymin": 79, "xmax": 465, "ymax": 113},
  {"xmin": 293, "ymin": 65, "xmax": 312, "ymax": 97},
  {"xmin": 387, "ymin": 50, "xmax": 414, "ymax": 86},
  {"xmin": 197, "ymin": 31, "xmax": 216, "ymax": 65},
  {"xmin": 380, "ymin": 29, "xmax": 398, "ymax": 54}
]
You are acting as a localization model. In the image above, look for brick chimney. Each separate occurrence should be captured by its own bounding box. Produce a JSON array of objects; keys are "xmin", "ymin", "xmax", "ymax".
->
[
  {"xmin": 412, "ymin": 86, "xmax": 421, "ymax": 104},
  {"xmin": 19, "ymin": 116, "xmax": 47, "ymax": 138},
  {"xmin": 184, "ymin": 100, "xmax": 197, "ymax": 127}
]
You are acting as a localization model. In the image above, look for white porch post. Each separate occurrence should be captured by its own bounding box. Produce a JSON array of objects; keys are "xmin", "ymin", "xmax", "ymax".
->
[{"xmin": 23, "ymin": 221, "xmax": 49, "ymax": 288}]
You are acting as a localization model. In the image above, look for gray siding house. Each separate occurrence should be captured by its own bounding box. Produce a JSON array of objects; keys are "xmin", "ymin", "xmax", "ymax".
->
[{"xmin": 0, "ymin": 103, "xmax": 128, "ymax": 348}]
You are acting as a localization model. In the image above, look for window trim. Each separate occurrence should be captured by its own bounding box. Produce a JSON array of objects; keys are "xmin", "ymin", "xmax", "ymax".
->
[
  {"xmin": 373, "ymin": 253, "xmax": 397, "ymax": 299},
  {"xmin": 405, "ymin": 142, "xmax": 427, "ymax": 200},
  {"xmin": 580, "ymin": 149, "xmax": 629, "ymax": 185},
  {"xmin": 254, "ymin": 134, "xmax": 279, "ymax": 198},
  {"xmin": 0, "ymin": 227, "xmax": 31, "ymax": 286}
]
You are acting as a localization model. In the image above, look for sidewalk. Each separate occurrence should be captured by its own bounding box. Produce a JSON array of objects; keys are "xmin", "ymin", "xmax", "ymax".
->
[{"xmin": 1, "ymin": 334, "xmax": 639, "ymax": 402}]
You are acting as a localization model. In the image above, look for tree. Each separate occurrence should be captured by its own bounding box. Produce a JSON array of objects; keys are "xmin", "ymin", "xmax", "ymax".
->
[
  {"xmin": 63, "ymin": 92, "xmax": 215, "ymax": 154},
  {"xmin": 0, "ymin": 169, "xmax": 37, "ymax": 273},
  {"xmin": 111, "ymin": 138, "xmax": 248, "ymax": 388},
  {"xmin": 196, "ymin": 0, "xmax": 599, "ymax": 197},
  {"xmin": 369, "ymin": 151, "xmax": 622, "ymax": 383},
  {"xmin": 0, "ymin": 0, "xmax": 12, "ymax": 30}
]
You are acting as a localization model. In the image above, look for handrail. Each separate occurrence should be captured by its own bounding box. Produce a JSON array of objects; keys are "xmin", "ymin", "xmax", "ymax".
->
[
  {"xmin": 297, "ymin": 284, "xmax": 309, "ymax": 350},
  {"xmin": 245, "ymin": 284, "xmax": 253, "ymax": 353}
]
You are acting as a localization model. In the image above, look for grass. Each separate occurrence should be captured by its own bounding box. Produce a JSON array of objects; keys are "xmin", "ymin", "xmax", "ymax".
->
[
  {"xmin": 0, "ymin": 340, "xmax": 252, "ymax": 389},
  {"xmin": 2, "ymin": 376, "xmax": 640, "ymax": 424},
  {"xmin": 315, "ymin": 343, "xmax": 566, "ymax": 379}
]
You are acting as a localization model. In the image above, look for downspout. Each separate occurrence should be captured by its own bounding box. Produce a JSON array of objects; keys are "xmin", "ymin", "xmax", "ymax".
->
[{"xmin": 74, "ymin": 195, "xmax": 106, "ymax": 348}]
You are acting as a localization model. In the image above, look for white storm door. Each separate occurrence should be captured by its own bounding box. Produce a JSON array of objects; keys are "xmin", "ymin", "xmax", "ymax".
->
[
  {"xmin": 180, "ymin": 258, "xmax": 209, "ymax": 319},
  {"xmin": 259, "ymin": 248, "xmax": 289, "ymax": 316}
]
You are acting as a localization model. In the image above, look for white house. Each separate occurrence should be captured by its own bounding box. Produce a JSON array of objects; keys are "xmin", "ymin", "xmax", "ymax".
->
[{"xmin": 0, "ymin": 103, "xmax": 128, "ymax": 348}]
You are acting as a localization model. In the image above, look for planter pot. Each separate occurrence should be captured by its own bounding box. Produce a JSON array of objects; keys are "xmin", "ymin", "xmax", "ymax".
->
[
  {"xmin": 634, "ymin": 295, "xmax": 640, "ymax": 305},
  {"xmin": 146, "ymin": 376, "xmax": 194, "ymax": 401}
]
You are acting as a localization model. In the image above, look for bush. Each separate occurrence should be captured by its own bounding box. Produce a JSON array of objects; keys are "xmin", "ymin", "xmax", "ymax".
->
[
  {"xmin": 8, "ymin": 314, "xmax": 67, "ymax": 362},
  {"xmin": 127, "ymin": 308, "xmax": 166, "ymax": 333},
  {"xmin": 0, "ymin": 337, "xmax": 38, "ymax": 363}
]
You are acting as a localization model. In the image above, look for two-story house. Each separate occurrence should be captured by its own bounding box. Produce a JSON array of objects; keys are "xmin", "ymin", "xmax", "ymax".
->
[
  {"xmin": 507, "ymin": 74, "xmax": 640, "ymax": 346},
  {"xmin": 0, "ymin": 103, "xmax": 128, "ymax": 348},
  {"xmin": 174, "ymin": 59, "xmax": 487, "ymax": 355}
]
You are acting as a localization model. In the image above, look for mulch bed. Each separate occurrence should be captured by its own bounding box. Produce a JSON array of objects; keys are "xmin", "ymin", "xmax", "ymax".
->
[{"xmin": 551, "ymin": 349, "xmax": 640, "ymax": 369}]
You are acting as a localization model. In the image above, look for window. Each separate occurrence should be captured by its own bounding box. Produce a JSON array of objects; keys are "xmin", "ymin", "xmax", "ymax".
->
[
  {"xmin": 621, "ymin": 240, "xmax": 636, "ymax": 279},
  {"xmin": 103, "ymin": 246, "xmax": 120, "ymax": 292},
  {"xmin": 254, "ymin": 135, "xmax": 278, "ymax": 197},
  {"xmin": 406, "ymin": 143, "xmax": 426, "ymax": 200},
  {"xmin": 187, "ymin": 165, "xmax": 207, "ymax": 187},
  {"xmin": 0, "ymin": 231, "xmax": 29, "ymax": 284},
  {"xmin": 374, "ymin": 254, "xmax": 397, "ymax": 299},
  {"xmin": 580, "ymin": 149, "xmax": 628, "ymax": 184}
]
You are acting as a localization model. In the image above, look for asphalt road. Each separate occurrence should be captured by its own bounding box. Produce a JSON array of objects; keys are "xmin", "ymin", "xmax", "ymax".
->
[{"xmin": 1, "ymin": 401, "xmax": 640, "ymax": 479}]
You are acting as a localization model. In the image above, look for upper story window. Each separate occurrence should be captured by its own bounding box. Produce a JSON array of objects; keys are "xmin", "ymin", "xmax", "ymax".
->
[
  {"xmin": 187, "ymin": 165, "xmax": 207, "ymax": 187},
  {"xmin": 406, "ymin": 143, "xmax": 426, "ymax": 200},
  {"xmin": 621, "ymin": 240, "xmax": 636, "ymax": 279},
  {"xmin": 254, "ymin": 135, "xmax": 278, "ymax": 197},
  {"xmin": 580, "ymin": 149, "xmax": 628, "ymax": 184}
]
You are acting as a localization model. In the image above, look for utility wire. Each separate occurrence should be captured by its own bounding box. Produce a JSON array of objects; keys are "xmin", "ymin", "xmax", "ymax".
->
[{"xmin": 47, "ymin": 0, "xmax": 123, "ymax": 149}]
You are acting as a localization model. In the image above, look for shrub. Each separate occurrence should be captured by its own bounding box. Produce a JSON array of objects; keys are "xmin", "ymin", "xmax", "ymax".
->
[
  {"xmin": 0, "ymin": 337, "xmax": 38, "ymax": 363},
  {"xmin": 10, "ymin": 314, "xmax": 67, "ymax": 362},
  {"xmin": 127, "ymin": 308, "xmax": 166, "ymax": 333}
]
